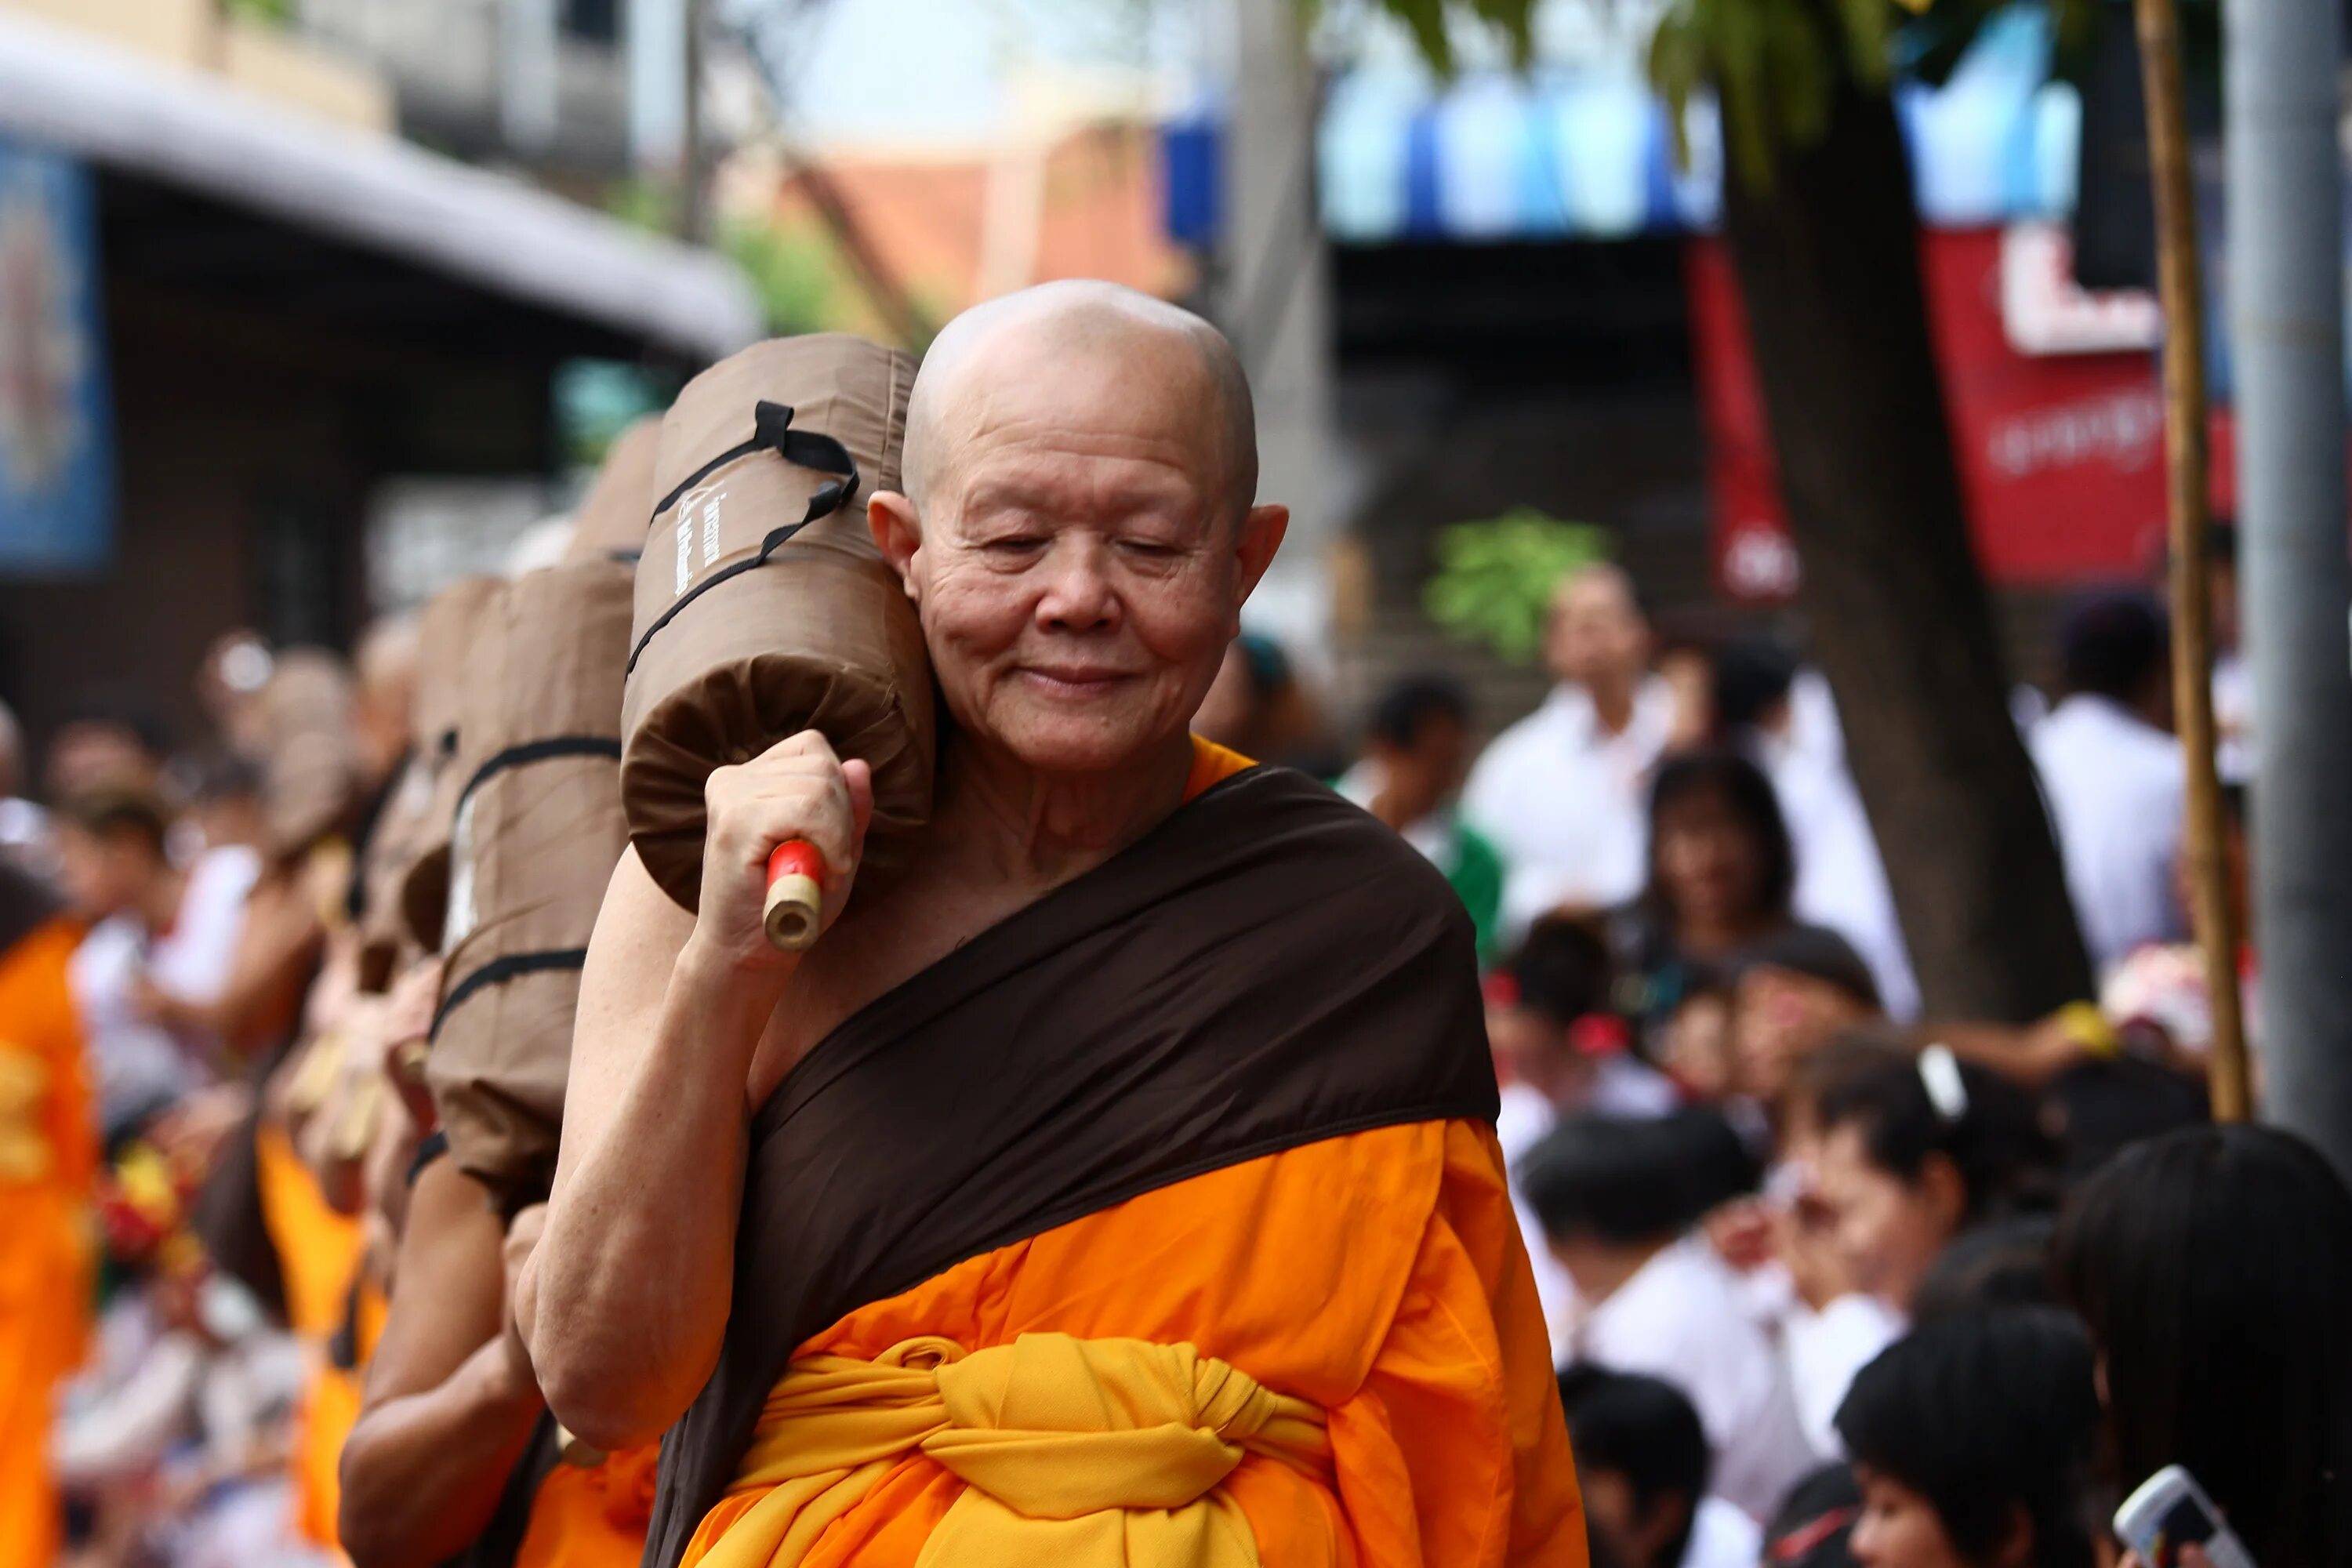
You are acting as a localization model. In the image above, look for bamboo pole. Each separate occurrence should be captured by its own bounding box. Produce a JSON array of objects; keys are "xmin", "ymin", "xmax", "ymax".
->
[{"xmin": 2133, "ymin": 0, "xmax": 2250, "ymax": 1120}]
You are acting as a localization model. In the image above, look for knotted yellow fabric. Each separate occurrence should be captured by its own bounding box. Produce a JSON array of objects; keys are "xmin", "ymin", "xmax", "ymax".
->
[{"xmin": 697, "ymin": 1332, "xmax": 1330, "ymax": 1568}]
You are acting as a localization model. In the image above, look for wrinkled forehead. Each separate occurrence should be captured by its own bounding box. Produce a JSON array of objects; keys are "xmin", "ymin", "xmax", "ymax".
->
[{"xmin": 924, "ymin": 326, "xmax": 1236, "ymax": 518}]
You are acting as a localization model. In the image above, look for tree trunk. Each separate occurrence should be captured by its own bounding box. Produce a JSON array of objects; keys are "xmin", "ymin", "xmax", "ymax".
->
[{"xmin": 1720, "ymin": 74, "xmax": 2093, "ymax": 1021}]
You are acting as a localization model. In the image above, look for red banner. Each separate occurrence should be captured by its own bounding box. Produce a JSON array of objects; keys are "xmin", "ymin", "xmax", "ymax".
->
[{"xmin": 1688, "ymin": 229, "xmax": 2204, "ymax": 601}]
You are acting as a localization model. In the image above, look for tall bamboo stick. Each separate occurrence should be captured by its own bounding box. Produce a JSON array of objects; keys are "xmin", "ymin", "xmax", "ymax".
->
[{"xmin": 2133, "ymin": 0, "xmax": 2250, "ymax": 1120}]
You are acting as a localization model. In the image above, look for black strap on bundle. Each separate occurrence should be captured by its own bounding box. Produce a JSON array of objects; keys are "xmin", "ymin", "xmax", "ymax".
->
[
  {"xmin": 626, "ymin": 401, "xmax": 862, "ymax": 677},
  {"xmin": 453, "ymin": 735, "xmax": 624, "ymax": 817},
  {"xmin": 429, "ymin": 947, "xmax": 590, "ymax": 1043}
]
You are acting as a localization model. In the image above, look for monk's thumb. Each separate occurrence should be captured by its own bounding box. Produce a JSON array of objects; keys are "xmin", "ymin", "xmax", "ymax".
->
[{"xmin": 840, "ymin": 758, "xmax": 875, "ymax": 856}]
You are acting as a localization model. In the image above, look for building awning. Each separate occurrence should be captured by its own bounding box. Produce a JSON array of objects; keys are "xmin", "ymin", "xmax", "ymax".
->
[
  {"xmin": 1314, "ymin": 7, "xmax": 2077, "ymax": 243},
  {"xmin": 0, "ymin": 11, "xmax": 762, "ymax": 361}
]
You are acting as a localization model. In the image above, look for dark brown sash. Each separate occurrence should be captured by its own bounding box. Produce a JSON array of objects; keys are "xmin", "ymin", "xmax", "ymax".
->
[{"xmin": 645, "ymin": 764, "xmax": 1498, "ymax": 1565}]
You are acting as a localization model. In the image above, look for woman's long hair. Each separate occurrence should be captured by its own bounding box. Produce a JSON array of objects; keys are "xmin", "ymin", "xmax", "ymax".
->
[
  {"xmin": 2053, "ymin": 1124, "xmax": 2352, "ymax": 1568},
  {"xmin": 1638, "ymin": 749, "xmax": 1795, "ymax": 934}
]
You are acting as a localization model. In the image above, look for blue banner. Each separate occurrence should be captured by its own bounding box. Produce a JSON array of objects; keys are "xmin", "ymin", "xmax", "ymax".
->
[{"xmin": 0, "ymin": 137, "xmax": 112, "ymax": 575}]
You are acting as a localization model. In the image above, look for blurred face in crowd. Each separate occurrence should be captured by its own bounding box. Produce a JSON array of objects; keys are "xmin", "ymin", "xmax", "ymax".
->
[
  {"xmin": 1849, "ymin": 1467, "xmax": 1977, "ymax": 1568},
  {"xmin": 874, "ymin": 285, "xmax": 1286, "ymax": 777},
  {"xmin": 56, "ymin": 821, "xmax": 159, "ymax": 923},
  {"xmin": 1369, "ymin": 710, "xmax": 1470, "ymax": 826},
  {"xmin": 1488, "ymin": 1001, "xmax": 1595, "ymax": 1111},
  {"xmin": 1653, "ymin": 783, "xmax": 1767, "ymax": 940},
  {"xmin": 1661, "ymin": 989, "xmax": 1735, "ymax": 1099},
  {"xmin": 1657, "ymin": 644, "xmax": 1714, "ymax": 752},
  {"xmin": 1577, "ymin": 1466, "xmax": 1690, "ymax": 1568},
  {"xmin": 1734, "ymin": 967, "xmax": 1876, "ymax": 1102},
  {"xmin": 1813, "ymin": 1122, "xmax": 1965, "ymax": 1313},
  {"xmin": 1545, "ymin": 566, "xmax": 1651, "ymax": 697},
  {"xmin": 45, "ymin": 720, "xmax": 159, "ymax": 803}
]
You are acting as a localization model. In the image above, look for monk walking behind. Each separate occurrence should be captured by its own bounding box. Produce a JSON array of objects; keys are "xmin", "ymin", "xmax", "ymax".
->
[{"xmin": 521, "ymin": 283, "xmax": 1584, "ymax": 1566}]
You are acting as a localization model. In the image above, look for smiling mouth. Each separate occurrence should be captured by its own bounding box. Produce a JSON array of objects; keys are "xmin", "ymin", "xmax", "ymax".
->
[{"xmin": 1017, "ymin": 668, "xmax": 1135, "ymax": 696}]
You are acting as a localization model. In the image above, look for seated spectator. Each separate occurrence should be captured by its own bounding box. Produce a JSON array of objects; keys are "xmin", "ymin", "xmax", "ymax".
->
[
  {"xmin": 1906, "ymin": 1214, "xmax": 2056, "ymax": 1323},
  {"xmin": 1490, "ymin": 917, "xmax": 1674, "ymax": 1356},
  {"xmin": 1723, "ymin": 924, "xmax": 1883, "ymax": 1105},
  {"xmin": 1465, "ymin": 563, "xmax": 1677, "ymax": 934},
  {"xmin": 1334, "ymin": 673, "xmax": 1506, "ymax": 964},
  {"xmin": 2029, "ymin": 590, "xmax": 2187, "ymax": 974},
  {"xmin": 1613, "ymin": 750, "xmax": 1861, "ymax": 1058},
  {"xmin": 1811, "ymin": 1047, "xmax": 2056, "ymax": 1319},
  {"xmin": 1559, "ymin": 1364, "xmax": 1759, "ymax": 1568},
  {"xmin": 2055, "ymin": 1125, "xmax": 2352, "ymax": 1568},
  {"xmin": 1835, "ymin": 1308, "xmax": 2100, "ymax": 1568},
  {"xmin": 58, "ymin": 792, "xmax": 259, "ymax": 1145},
  {"xmin": 1525, "ymin": 1110, "xmax": 1813, "ymax": 1519}
]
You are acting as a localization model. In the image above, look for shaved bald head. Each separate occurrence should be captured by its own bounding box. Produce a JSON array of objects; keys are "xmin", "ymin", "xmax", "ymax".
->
[{"xmin": 902, "ymin": 281, "xmax": 1258, "ymax": 527}]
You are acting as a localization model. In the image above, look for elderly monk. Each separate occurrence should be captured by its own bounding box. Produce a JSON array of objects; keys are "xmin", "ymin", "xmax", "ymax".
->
[{"xmin": 521, "ymin": 282, "xmax": 1582, "ymax": 1567}]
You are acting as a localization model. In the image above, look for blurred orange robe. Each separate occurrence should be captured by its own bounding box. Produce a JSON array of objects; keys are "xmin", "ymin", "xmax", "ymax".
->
[
  {"xmin": 0, "ymin": 913, "xmax": 96, "ymax": 1568},
  {"xmin": 674, "ymin": 742, "xmax": 1583, "ymax": 1566},
  {"xmin": 256, "ymin": 1122, "xmax": 374, "ymax": 1550}
]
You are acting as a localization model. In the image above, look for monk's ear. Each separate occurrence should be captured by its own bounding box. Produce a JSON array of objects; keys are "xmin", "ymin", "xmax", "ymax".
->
[
  {"xmin": 1232, "ymin": 503, "xmax": 1289, "ymax": 605},
  {"xmin": 869, "ymin": 492, "xmax": 923, "ymax": 604}
]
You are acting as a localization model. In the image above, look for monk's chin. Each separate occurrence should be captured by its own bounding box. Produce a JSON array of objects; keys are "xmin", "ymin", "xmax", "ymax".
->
[{"xmin": 981, "ymin": 708, "xmax": 1172, "ymax": 776}]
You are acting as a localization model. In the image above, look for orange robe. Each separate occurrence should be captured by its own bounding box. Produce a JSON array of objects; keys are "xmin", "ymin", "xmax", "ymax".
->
[
  {"xmin": 516, "ymin": 1446, "xmax": 661, "ymax": 1568},
  {"xmin": 680, "ymin": 741, "xmax": 1582, "ymax": 1565},
  {"xmin": 256, "ymin": 1122, "xmax": 372, "ymax": 1550},
  {"xmin": 0, "ymin": 917, "xmax": 96, "ymax": 1568}
]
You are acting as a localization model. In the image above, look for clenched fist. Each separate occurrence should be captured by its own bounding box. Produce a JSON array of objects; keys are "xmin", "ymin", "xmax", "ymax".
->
[{"xmin": 694, "ymin": 731, "xmax": 873, "ymax": 975}]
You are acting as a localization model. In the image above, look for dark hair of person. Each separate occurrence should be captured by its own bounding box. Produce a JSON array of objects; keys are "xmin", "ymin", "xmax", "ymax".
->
[
  {"xmin": 1765, "ymin": 1462, "xmax": 1863, "ymax": 1568},
  {"xmin": 1909, "ymin": 1214, "xmax": 2056, "ymax": 1324},
  {"xmin": 1724, "ymin": 923, "xmax": 1882, "ymax": 1011},
  {"xmin": 1508, "ymin": 916, "xmax": 1614, "ymax": 1029},
  {"xmin": 2045, "ymin": 1058, "xmax": 2209, "ymax": 1185},
  {"xmin": 1557, "ymin": 1365, "xmax": 1711, "ymax": 1568},
  {"xmin": 2057, "ymin": 589, "xmax": 2169, "ymax": 704},
  {"xmin": 1367, "ymin": 673, "xmax": 1470, "ymax": 752},
  {"xmin": 1775, "ymin": 1026, "xmax": 1911, "ymax": 1142},
  {"xmin": 58, "ymin": 684, "xmax": 176, "ymax": 761},
  {"xmin": 1710, "ymin": 636, "xmax": 1800, "ymax": 735},
  {"xmin": 1520, "ymin": 1113, "xmax": 1725, "ymax": 1247},
  {"xmin": 2052, "ymin": 1124, "xmax": 2352, "ymax": 1568},
  {"xmin": 1641, "ymin": 749, "xmax": 1795, "ymax": 927},
  {"xmin": 1661, "ymin": 1104, "xmax": 1762, "ymax": 1214},
  {"xmin": 1836, "ymin": 1308, "xmax": 2100, "ymax": 1568},
  {"xmin": 63, "ymin": 789, "xmax": 171, "ymax": 859},
  {"xmin": 1813, "ymin": 1049, "xmax": 2058, "ymax": 1225}
]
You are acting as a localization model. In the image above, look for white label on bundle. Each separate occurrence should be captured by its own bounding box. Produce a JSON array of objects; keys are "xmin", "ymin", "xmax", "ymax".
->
[
  {"xmin": 700, "ymin": 486, "xmax": 724, "ymax": 568},
  {"xmin": 674, "ymin": 517, "xmax": 692, "ymax": 595}
]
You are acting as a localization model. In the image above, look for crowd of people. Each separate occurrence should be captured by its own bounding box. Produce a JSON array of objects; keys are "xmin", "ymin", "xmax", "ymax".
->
[
  {"xmin": 1183, "ymin": 541, "xmax": 2343, "ymax": 1567},
  {"xmin": 0, "ymin": 281, "xmax": 2340, "ymax": 1568}
]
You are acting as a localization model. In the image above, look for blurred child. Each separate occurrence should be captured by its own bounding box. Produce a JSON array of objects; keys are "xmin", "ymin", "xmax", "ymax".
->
[
  {"xmin": 1558, "ymin": 1365, "xmax": 1759, "ymax": 1568},
  {"xmin": 1525, "ymin": 1111, "xmax": 1813, "ymax": 1519}
]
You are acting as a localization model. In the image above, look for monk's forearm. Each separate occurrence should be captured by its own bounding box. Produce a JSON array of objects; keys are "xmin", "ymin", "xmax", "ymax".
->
[
  {"xmin": 339, "ymin": 1337, "xmax": 543, "ymax": 1568},
  {"xmin": 530, "ymin": 937, "xmax": 775, "ymax": 1448}
]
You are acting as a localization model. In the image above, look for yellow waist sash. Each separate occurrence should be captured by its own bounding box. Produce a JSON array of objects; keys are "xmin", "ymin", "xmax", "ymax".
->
[{"xmin": 699, "ymin": 1332, "xmax": 1331, "ymax": 1568}]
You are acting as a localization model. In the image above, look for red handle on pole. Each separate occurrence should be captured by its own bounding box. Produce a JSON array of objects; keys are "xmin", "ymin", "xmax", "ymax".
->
[{"xmin": 762, "ymin": 840, "xmax": 825, "ymax": 951}]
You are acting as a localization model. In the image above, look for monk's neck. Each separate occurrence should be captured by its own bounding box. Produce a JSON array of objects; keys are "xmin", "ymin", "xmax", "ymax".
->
[{"xmin": 935, "ymin": 731, "xmax": 1194, "ymax": 884}]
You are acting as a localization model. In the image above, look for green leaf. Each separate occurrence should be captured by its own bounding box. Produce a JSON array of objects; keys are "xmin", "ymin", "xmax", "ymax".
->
[{"xmin": 1422, "ymin": 509, "xmax": 1613, "ymax": 666}]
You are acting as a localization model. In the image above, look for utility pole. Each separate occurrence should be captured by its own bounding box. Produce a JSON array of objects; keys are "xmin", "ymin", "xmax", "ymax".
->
[
  {"xmin": 2226, "ymin": 0, "xmax": 2352, "ymax": 1177},
  {"xmin": 680, "ymin": 0, "xmax": 708, "ymax": 244},
  {"xmin": 1213, "ymin": 0, "xmax": 1346, "ymax": 665}
]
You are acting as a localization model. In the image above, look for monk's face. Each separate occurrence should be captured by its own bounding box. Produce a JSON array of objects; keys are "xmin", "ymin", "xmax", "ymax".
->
[{"xmin": 883, "ymin": 325, "xmax": 1281, "ymax": 775}]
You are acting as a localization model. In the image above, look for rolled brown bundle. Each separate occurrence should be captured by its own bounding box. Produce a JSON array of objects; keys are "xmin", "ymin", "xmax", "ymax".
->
[
  {"xmin": 254, "ymin": 648, "xmax": 359, "ymax": 868},
  {"xmin": 622, "ymin": 334, "xmax": 931, "ymax": 916},
  {"xmin": 396, "ymin": 576, "xmax": 506, "ymax": 955},
  {"xmin": 561, "ymin": 415, "xmax": 661, "ymax": 566},
  {"xmin": 426, "ymin": 558, "xmax": 634, "ymax": 1211}
]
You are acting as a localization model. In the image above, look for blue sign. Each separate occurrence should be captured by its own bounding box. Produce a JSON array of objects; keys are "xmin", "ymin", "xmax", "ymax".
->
[{"xmin": 0, "ymin": 138, "xmax": 112, "ymax": 575}]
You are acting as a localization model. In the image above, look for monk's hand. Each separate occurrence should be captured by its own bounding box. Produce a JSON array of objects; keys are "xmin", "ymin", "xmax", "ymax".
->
[{"xmin": 696, "ymin": 731, "xmax": 874, "ymax": 975}]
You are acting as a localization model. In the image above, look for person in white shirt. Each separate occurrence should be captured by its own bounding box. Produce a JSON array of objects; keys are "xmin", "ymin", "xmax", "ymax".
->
[
  {"xmin": 1558, "ymin": 1364, "xmax": 1762, "ymax": 1568},
  {"xmin": 2028, "ymin": 590, "xmax": 2187, "ymax": 975},
  {"xmin": 1527, "ymin": 1111, "xmax": 1816, "ymax": 1521},
  {"xmin": 56, "ymin": 791, "xmax": 260, "ymax": 1140},
  {"xmin": 1489, "ymin": 917, "xmax": 1678, "ymax": 1358},
  {"xmin": 1464, "ymin": 564, "xmax": 1677, "ymax": 938},
  {"xmin": 1711, "ymin": 641, "xmax": 1920, "ymax": 1019}
]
